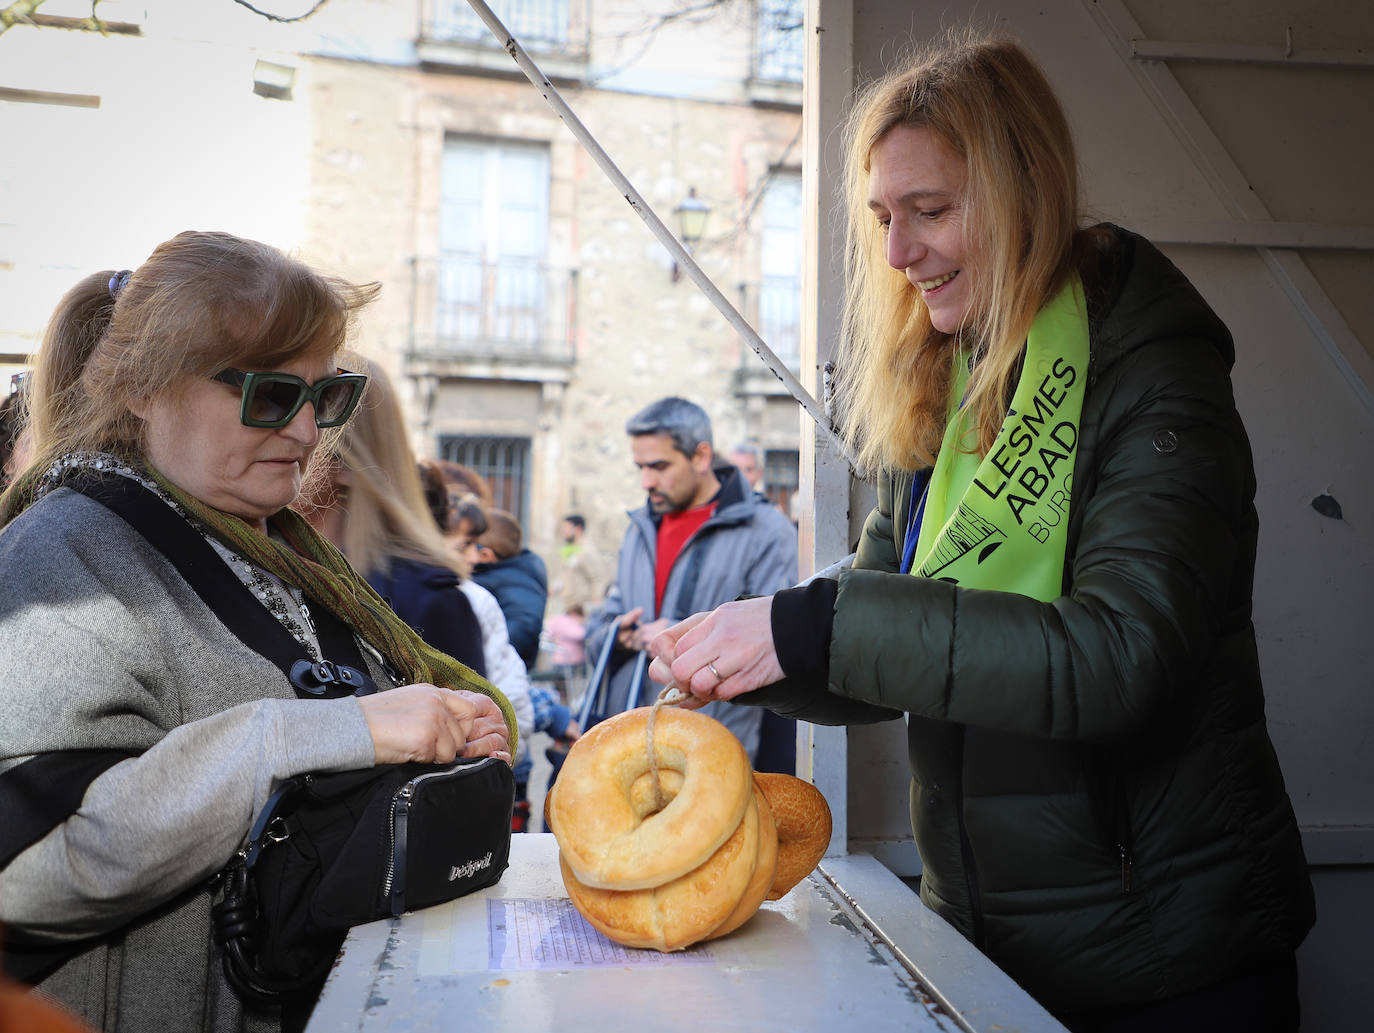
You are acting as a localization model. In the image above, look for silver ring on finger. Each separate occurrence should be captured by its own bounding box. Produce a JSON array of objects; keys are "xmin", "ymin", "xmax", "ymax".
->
[{"xmin": 706, "ymin": 661, "xmax": 723, "ymax": 681}]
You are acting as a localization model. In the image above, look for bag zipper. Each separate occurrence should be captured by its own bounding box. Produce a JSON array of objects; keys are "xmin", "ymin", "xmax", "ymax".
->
[{"xmin": 382, "ymin": 761, "xmax": 495, "ymax": 916}]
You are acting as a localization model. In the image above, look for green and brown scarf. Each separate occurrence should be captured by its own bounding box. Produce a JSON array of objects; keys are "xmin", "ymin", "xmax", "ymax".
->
[{"xmin": 1, "ymin": 456, "xmax": 518, "ymax": 750}]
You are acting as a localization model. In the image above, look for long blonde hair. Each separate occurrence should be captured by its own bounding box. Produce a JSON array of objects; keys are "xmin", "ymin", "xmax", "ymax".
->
[
  {"xmin": 28, "ymin": 230, "xmax": 378, "ymax": 479},
  {"xmin": 837, "ymin": 32, "xmax": 1083, "ymax": 472},
  {"xmin": 325, "ymin": 358, "xmax": 467, "ymax": 580}
]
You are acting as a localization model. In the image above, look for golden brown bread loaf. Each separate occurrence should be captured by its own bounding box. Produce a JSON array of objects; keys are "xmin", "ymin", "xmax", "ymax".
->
[
  {"xmin": 549, "ymin": 707, "xmax": 752, "ymax": 890},
  {"xmin": 558, "ymin": 789, "xmax": 766, "ymax": 951},
  {"xmin": 753, "ymin": 771, "xmax": 833, "ymax": 900},
  {"xmin": 549, "ymin": 707, "xmax": 832, "ymax": 951}
]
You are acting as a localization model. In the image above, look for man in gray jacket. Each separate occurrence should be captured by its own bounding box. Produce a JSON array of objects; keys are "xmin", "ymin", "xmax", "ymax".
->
[{"xmin": 584, "ymin": 397, "xmax": 797, "ymax": 760}]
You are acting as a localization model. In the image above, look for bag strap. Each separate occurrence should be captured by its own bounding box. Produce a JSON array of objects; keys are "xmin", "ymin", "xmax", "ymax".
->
[{"xmin": 67, "ymin": 473, "xmax": 376, "ymax": 697}]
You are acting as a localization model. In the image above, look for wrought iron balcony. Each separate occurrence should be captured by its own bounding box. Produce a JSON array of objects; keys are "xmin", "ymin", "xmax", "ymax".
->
[
  {"xmin": 422, "ymin": 0, "xmax": 579, "ymax": 55},
  {"xmin": 743, "ymin": 274, "xmax": 802, "ymax": 370},
  {"xmin": 409, "ymin": 253, "xmax": 576, "ymax": 365},
  {"xmin": 754, "ymin": 0, "xmax": 804, "ymax": 83}
]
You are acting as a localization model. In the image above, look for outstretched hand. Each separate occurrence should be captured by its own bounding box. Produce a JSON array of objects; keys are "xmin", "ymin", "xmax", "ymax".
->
[
  {"xmin": 359, "ymin": 684, "xmax": 513, "ymax": 766},
  {"xmin": 646, "ymin": 595, "xmax": 783, "ymax": 703}
]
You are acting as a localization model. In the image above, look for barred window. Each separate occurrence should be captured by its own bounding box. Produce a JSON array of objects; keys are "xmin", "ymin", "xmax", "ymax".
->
[{"xmin": 440, "ymin": 435, "xmax": 532, "ymax": 528}]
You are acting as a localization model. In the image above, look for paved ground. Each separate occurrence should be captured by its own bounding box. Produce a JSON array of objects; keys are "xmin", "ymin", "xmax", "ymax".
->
[{"xmin": 523, "ymin": 730, "xmax": 557, "ymax": 834}]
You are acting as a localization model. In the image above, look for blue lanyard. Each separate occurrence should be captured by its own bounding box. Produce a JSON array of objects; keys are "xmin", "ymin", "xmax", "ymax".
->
[{"xmin": 899, "ymin": 469, "xmax": 932, "ymax": 575}]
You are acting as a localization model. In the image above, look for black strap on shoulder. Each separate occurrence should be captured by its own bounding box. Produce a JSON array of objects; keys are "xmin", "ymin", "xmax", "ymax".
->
[
  {"xmin": 0, "ymin": 750, "xmax": 137, "ymax": 870},
  {"xmin": 67, "ymin": 473, "xmax": 373, "ymax": 696},
  {"xmin": 0, "ymin": 750, "xmax": 135, "ymax": 983}
]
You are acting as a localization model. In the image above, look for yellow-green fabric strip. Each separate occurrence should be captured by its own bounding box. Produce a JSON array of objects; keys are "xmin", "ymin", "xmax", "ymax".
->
[{"xmin": 912, "ymin": 275, "xmax": 1089, "ymax": 602}]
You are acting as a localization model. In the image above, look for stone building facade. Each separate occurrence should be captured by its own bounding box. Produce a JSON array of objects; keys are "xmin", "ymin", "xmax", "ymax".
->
[
  {"xmin": 1, "ymin": 0, "xmax": 804, "ymax": 592},
  {"xmin": 300, "ymin": 0, "xmax": 806, "ymax": 572}
]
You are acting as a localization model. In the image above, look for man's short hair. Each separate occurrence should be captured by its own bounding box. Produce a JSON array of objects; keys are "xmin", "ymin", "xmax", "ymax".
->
[
  {"xmin": 563, "ymin": 514, "xmax": 585, "ymax": 530},
  {"xmin": 624, "ymin": 396, "xmax": 712, "ymax": 458},
  {"xmin": 728, "ymin": 441, "xmax": 759, "ymax": 461},
  {"xmin": 478, "ymin": 509, "xmax": 524, "ymax": 559}
]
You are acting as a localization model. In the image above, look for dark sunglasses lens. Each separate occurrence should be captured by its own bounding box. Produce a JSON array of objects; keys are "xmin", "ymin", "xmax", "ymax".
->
[
  {"xmin": 246, "ymin": 379, "xmax": 304, "ymax": 426},
  {"xmin": 315, "ymin": 380, "xmax": 357, "ymax": 425}
]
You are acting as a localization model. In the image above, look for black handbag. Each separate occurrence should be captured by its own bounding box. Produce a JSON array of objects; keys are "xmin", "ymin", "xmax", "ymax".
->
[{"xmin": 212, "ymin": 756, "xmax": 514, "ymax": 1007}]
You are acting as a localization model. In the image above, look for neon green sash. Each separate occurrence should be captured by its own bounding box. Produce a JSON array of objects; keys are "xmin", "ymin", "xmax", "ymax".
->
[{"xmin": 912, "ymin": 276, "xmax": 1088, "ymax": 601}]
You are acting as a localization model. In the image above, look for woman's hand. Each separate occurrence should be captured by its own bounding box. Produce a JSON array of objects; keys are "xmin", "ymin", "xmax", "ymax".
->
[
  {"xmin": 358, "ymin": 684, "xmax": 512, "ymax": 766},
  {"xmin": 646, "ymin": 595, "xmax": 783, "ymax": 702}
]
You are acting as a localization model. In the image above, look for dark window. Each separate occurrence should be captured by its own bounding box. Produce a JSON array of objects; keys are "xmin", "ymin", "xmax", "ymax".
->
[{"xmin": 440, "ymin": 435, "xmax": 532, "ymax": 527}]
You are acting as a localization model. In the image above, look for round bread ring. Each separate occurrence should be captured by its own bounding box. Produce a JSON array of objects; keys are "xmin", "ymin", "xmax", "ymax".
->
[
  {"xmin": 753, "ymin": 772, "xmax": 832, "ymax": 900},
  {"xmin": 550, "ymin": 707, "xmax": 752, "ymax": 890},
  {"xmin": 559, "ymin": 786, "xmax": 763, "ymax": 952},
  {"xmin": 703, "ymin": 780, "xmax": 778, "ymax": 942}
]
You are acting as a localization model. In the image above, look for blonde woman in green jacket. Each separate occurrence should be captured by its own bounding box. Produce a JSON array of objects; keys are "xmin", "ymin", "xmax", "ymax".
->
[{"xmin": 649, "ymin": 33, "xmax": 1314, "ymax": 1033}]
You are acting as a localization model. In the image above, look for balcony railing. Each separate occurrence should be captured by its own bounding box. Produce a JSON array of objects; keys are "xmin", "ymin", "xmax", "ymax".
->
[
  {"xmin": 748, "ymin": 274, "xmax": 801, "ymax": 370},
  {"xmin": 410, "ymin": 254, "xmax": 576, "ymax": 364},
  {"xmin": 423, "ymin": 0, "xmax": 573, "ymax": 53},
  {"xmin": 755, "ymin": 0, "xmax": 804, "ymax": 83}
]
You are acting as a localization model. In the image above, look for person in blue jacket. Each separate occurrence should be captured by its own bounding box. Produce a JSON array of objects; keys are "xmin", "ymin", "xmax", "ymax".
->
[{"xmin": 464, "ymin": 508, "xmax": 549, "ymax": 671}]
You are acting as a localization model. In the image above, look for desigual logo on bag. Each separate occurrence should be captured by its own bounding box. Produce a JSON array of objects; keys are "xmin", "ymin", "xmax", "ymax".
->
[{"xmin": 449, "ymin": 852, "xmax": 493, "ymax": 881}]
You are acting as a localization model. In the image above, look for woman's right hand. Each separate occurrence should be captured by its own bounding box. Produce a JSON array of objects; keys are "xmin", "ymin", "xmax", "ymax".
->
[
  {"xmin": 647, "ymin": 595, "xmax": 783, "ymax": 702},
  {"xmin": 358, "ymin": 684, "xmax": 512, "ymax": 766}
]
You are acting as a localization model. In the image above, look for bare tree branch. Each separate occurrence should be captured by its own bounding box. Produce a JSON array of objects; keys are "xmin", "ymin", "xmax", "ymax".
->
[
  {"xmin": 0, "ymin": 0, "xmax": 332, "ymax": 36},
  {"xmin": 230, "ymin": 0, "xmax": 331, "ymax": 24},
  {"xmin": 1, "ymin": 0, "xmax": 138, "ymax": 35},
  {"xmin": 1, "ymin": 0, "xmax": 48, "ymax": 36},
  {"xmin": 586, "ymin": 0, "xmax": 735, "ymax": 86}
]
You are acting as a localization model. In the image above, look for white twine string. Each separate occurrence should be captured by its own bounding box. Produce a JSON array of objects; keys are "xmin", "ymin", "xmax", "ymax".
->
[{"xmin": 646, "ymin": 686, "xmax": 689, "ymax": 813}]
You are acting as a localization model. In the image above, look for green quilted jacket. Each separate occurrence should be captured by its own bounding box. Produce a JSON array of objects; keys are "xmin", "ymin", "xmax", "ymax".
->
[{"xmin": 759, "ymin": 226, "xmax": 1315, "ymax": 1012}]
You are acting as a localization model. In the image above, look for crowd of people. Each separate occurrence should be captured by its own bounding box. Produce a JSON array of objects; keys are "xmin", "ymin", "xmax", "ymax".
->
[{"xmin": 0, "ymin": 27, "xmax": 1317, "ymax": 1033}]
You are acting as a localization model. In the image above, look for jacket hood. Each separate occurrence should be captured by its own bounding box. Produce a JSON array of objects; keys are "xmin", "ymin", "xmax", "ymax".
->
[
  {"xmin": 1088, "ymin": 225, "xmax": 1235, "ymax": 374},
  {"xmin": 474, "ymin": 548, "xmax": 549, "ymax": 592}
]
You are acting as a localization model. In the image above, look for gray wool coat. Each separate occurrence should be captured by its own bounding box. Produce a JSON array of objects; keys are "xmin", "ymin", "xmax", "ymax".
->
[{"xmin": 0, "ymin": 487, "xmax": 380, "ymax": 1032}]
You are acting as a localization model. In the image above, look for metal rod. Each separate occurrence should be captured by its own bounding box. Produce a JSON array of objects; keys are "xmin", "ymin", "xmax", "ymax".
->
[{"xmin": 461, "ymin": 0, "xmax": 856, "ymax": 467}]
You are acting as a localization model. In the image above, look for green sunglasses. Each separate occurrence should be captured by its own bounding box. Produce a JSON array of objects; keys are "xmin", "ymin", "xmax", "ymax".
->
[{"xmin": 211, "ymin": 368, "xmax": 368, "ymax": 429}]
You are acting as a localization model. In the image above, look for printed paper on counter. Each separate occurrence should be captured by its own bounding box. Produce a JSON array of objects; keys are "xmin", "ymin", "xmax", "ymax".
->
[{"xmin": 487, "ymin": 899, "xmax": 716, "ymax": 969}]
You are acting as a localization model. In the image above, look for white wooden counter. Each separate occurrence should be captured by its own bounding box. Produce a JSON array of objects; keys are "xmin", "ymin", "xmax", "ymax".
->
[{"xmin": 306, "ymin": 834, "xmax": 1065, "ymax": 1032}]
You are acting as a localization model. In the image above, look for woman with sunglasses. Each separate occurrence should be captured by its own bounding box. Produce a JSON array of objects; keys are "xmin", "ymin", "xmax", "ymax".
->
[{"xmin": 0, "ymin": 230, "xmax": 515, "ymax": 1033}]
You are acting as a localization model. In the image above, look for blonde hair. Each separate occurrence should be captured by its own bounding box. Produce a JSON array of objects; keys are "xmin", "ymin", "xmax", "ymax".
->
[
  {"xmin": 326, "ymin": 358, "xmax": 467, "ymax": 579},
  {"xmin": 838, "ymin": 32, "xmax": 1083, "ymax": 472}
]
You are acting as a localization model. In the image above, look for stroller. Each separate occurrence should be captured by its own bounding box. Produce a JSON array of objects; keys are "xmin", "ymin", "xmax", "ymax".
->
[{"xmin": 545, "ymin": 622, "xmax": 649, "ymax": 785}]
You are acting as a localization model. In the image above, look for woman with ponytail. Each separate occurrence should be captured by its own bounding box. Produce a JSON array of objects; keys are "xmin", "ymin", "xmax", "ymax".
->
[{"xmin": 0, "ymin": 231, "xmax": 514, "ymax": 1032}]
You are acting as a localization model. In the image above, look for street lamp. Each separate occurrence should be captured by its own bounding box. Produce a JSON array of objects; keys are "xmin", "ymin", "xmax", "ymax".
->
[{"xmin": 671, "ymin": 187, "xmax": 711, "ymax": 282}]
